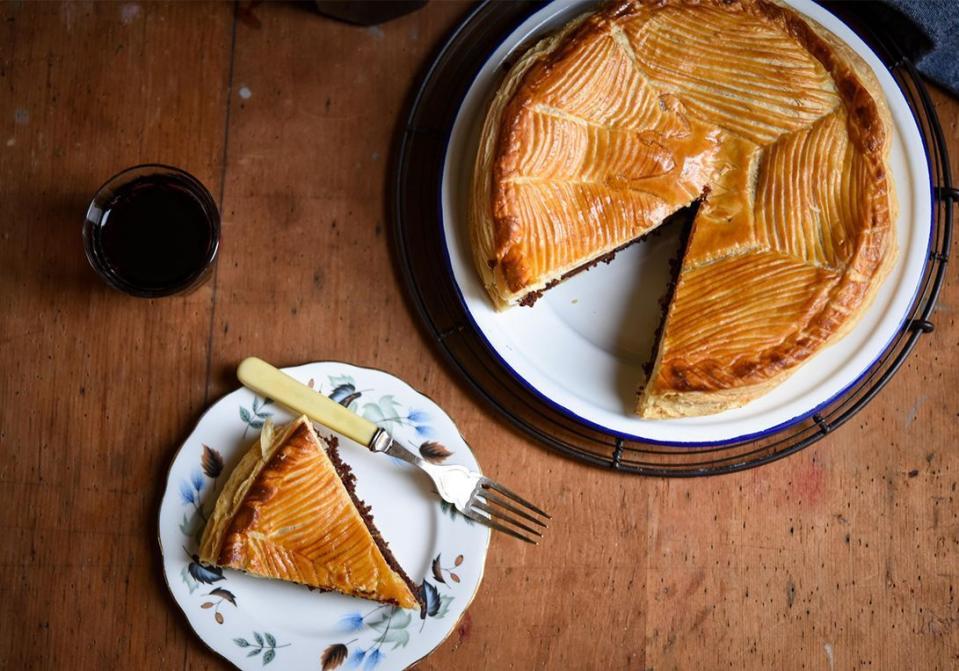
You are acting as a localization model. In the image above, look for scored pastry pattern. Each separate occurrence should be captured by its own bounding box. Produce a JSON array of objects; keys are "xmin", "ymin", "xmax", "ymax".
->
[
  {"xmin": 480, "ymin": 0, "xmax": 893, "ymax": 413},
  {"xmin": 215, "ymin": 421, "xmax": 420, "ymax": 609}
]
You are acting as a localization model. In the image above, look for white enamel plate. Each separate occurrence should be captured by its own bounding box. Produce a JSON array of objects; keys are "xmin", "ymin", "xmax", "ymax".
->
[
  {"xmin": 159, "ymin": 362, "xmax": 490, "ymax": 671},
  {"xmin": 441, "ymin": 0, "xmax": 932, "ymax": 444}
]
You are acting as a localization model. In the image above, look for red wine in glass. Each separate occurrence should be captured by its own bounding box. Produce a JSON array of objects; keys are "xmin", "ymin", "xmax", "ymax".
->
[{"xmin": 83, "ymin": 165, "xmax": 220, "ymax": 297}]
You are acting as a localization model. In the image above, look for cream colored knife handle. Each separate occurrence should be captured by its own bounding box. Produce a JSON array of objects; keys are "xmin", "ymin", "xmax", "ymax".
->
[{"xmin": 236, "ymin": 357, "xmax": 379, "ymax": 447}]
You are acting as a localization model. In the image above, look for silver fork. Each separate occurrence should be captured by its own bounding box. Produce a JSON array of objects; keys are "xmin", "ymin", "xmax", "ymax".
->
[
  {"xmin": 237, "ymin": 357, "xmax": 551, "ymax": 543},
  {"xmin": 368, "ymin": 430, "xmax": 550, "ymax": 543}
]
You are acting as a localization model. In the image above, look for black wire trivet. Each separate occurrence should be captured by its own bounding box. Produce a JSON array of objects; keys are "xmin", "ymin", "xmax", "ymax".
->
[{"xmin": 390, "ymin": 1, "xmax": 955, "ymax": 476}]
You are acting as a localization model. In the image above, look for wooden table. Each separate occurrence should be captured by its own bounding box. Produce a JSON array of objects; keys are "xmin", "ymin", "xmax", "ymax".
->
[{"xmin": 2, "ymin": 2, "xmax": 957, "ymax": 668}]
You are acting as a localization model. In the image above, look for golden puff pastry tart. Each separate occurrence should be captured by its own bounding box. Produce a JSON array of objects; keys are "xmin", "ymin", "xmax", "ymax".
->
[{"xmin": 470, "ymin": 0, "xmax": 896, "ymax": 418}]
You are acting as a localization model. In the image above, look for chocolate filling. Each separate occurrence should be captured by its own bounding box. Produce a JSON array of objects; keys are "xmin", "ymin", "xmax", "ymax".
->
[
  {"xmin": 517, "ymin": 198, "xmax": 701, "ymax": 312},
  {"xmin": 322, "ymin": 434, "xmax": 427, "ymax": 617},
  {"xmin": 517, "ymin": 226, "xmax": 672, "ymax": 308},
  {"xmin": 641, "ymin": 202, "xmax": 699, "ymax": 386},
  {"xmin": 512, "ymin": 195, "xmax": 704, "ymax": 393}
]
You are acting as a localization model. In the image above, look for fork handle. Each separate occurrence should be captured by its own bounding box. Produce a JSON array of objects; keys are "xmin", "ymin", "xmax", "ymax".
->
[{"xmin": 237, "ymin": 357, "xmax": 379, "ymax": 448}]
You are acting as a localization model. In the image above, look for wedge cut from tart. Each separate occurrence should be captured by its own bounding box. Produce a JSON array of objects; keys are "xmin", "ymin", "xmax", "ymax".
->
[
  {"xmin": 471, "ymin": 0, "xmax": 896, "ymax": 417},
  {"xmin": 199, "ymin": 416, "xmax": 423, "ymax": 612}
]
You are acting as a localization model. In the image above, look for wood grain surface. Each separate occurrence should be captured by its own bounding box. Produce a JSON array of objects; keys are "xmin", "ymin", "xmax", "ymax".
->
[{"xmin": 1, "ymin": 2, "xmax": 957, "ymax": 669}]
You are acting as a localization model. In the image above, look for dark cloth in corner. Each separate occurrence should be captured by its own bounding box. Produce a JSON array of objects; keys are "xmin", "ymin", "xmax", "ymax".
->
[{"xmin": 881, "ymin": 0, "xmax": 959, "ymax": 96}]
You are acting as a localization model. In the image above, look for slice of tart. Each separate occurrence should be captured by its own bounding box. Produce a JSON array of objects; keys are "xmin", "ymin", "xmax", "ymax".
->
[{"xmin": 199, "ymin": 416, "xmax": 424, "ymax": 613}]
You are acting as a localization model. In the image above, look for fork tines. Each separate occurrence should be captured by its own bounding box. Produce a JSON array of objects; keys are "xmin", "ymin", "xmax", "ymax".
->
[{"xmin": 463, "ymin": 478, "xmax": 550, "ymax": 544}]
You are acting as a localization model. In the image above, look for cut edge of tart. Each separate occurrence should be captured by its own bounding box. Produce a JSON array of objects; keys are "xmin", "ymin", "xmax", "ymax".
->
[{"xmin": 198, "ymin": 416, "xmax": 425, "ymax": 614}]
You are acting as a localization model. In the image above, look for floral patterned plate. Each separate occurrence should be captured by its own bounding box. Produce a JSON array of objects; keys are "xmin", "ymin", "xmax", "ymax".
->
[{"xmin": 159, "ymin": 362, "xmax": 491, "ymax": 670}]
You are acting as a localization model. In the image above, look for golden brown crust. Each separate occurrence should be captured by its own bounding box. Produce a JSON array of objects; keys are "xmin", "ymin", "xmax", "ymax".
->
[
  {"xmin": 751, "ymin": 0, "xmax": 886, "ymax": 154},
  {"xmin": 199, "ymin": 420, "xmax": 298, "ymax": 564},
  {"xmin": 484, "ymin": 4, "xmax": 716, "ymax": 299},
  {"xmin": 470, "ymin": 12, "xmax": 595, "ymax": 309},
  {"xmin": 491, "ymin": 15, "xmax": 617, "ymax": 256},
  {"xmin": 199, "ymin": 417, "xmax": 422, "ymax": 610},
  {"xmin": 215, "ymin": 423, "xmax": 313, "ymax": 567},
  {"xmin": 470, "ymin": 0, "xmax": 896, "ymax": 417},
  {"xmin": 637, "ymin": 0, "xmax": 895, "ymax": 415}
]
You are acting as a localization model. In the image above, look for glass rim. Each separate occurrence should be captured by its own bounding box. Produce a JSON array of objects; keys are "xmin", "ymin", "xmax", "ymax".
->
[{"xmin": 83, "ymin": 163, "xmax": 221, "ymax": 298}]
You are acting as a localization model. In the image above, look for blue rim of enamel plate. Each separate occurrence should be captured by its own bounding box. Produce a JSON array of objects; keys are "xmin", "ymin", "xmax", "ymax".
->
[{"xmin": 436, "ymin": 0, "xmax": 933, "ymax": 446}]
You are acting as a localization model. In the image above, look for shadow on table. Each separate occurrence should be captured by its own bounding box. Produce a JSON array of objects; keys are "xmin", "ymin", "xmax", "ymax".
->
[{"xmin": 4, "ymin": 187, "xmax": 115, "ymax": 299}]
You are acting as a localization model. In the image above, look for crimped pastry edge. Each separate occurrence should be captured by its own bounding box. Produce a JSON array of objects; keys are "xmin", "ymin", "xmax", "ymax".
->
[
  {"xmin": 198, "ymin": 418, "xmax": 300, "ymax": 564},
  {"xmin": 469, "ymin": 12, "xmax": 594, "ymax": 310}
]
